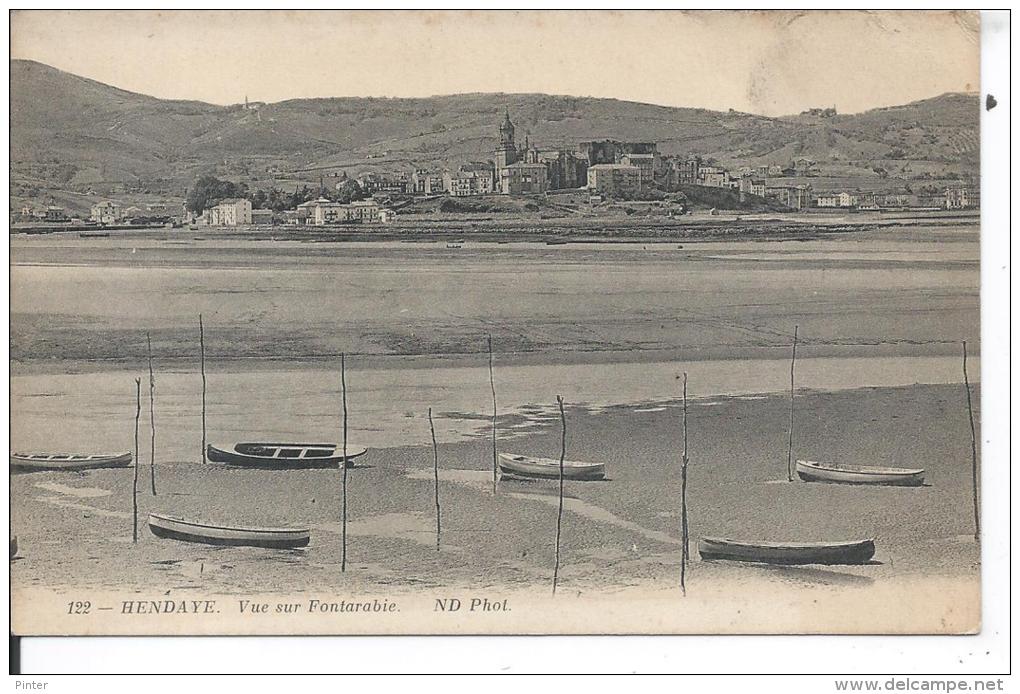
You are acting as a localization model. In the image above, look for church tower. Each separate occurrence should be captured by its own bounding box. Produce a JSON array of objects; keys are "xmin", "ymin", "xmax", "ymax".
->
[{"xmin": 495, "ymin": 109, "xmax": 517, "ymax": 170}]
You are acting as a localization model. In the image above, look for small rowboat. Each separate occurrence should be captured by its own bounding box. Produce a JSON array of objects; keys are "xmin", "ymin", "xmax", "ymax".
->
[
  {"xmin": 796, "ymin": 459, "xmax": 925, "ymax": 487},
  {"xmin": 10, "ymin": 451, "xmax": 132, "ymax": 472},
  {"xmin": 699, "ymin": 537, "xmax": 876, "ymax": 565},
  {"xmin": 207, "ymin": 443, "xmax": 367, "ymax": 469},
  {"xmin": 148, "ymin": 513, "xmax": 310, "ymax": 549},
  {"xmin": 498, "ymin": 452, "xmax": 606, "ymax": 481}
]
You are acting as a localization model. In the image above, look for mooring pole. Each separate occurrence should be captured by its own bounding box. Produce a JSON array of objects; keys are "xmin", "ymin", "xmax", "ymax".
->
[
  {"xmin": 680, "ymin": 372, "xmax": 690, "ymax": 595},
  {"xmin": 133, "ymin": 378, "xmax": 141, "ymax": 543},
  {"xmin": 552, "ymin": 395, "xmax": 566, "ymax": 595},
  {"xmin": 962, "ymin": 341, "xmax": 979, "ymax": 542},
  {"xmin": 341, "ymin": 353, "xmax": 349, "ymax": 572},
  {"xmin": 199, "ymin": 314, "xmax": 207, "ymax": 464},
  {"xmin": 488, "ymin": 334, "xmax": 498, "ymax": 494},
  {"xmin": 429, "ymin": 407, "xmax": 441, "ymax": 552},
  {"xmin": 786, "ymin": 325, "xmax": 799, "ymax": 482},
  {"xmin": 147, "ymin": 332, "xmax": 157, "ymax": 495}
]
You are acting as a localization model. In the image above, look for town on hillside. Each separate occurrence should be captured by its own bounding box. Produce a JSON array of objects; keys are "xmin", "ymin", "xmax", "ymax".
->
[{"xmin": 14, "ymin": 109, "xmax": 978, "ymax": 230}]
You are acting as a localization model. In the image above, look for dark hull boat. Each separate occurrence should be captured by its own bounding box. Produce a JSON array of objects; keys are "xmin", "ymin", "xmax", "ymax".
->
[
  {"xmin": 698, "ymin": 537, "xmax": 876, "ymax": 565},
  {"xmin": 207, "ymin": 442, "xmax": 367, "ymax": 469},
  {"xmin": 148, "ymin": 513, "xmax": 310, "ymax": 549}
]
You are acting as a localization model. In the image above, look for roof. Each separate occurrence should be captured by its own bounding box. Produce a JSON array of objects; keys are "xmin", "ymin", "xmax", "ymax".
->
[
  {"xmin": 217, "ymin": 198, "xmax": 249, "ymax": 205},
  {"xmin": 588, "ymin": 164, "xmax": 640, "ymax": 171}
]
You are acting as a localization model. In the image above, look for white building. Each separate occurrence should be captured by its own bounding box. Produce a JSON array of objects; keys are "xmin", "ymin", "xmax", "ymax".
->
[
  {"xmin": 307, "ymin": 198, "xmax": 388, "ymax": 225},
  {"xmin": 207, "ymin": 198, "xmax": 252, "ymax": 226},
  {"xmin": 586, "ymin": 164, "xmax": 642, "ymax": 197},
  {"xmin": 90, "ymin": 201, "xmax": 122, "ymax": 225}
]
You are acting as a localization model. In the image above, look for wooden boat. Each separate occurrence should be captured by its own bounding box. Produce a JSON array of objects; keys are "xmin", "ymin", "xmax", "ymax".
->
[
  {"xmin": 10, "ymin": 451, "xmax": 132, "ymax": 472},
  {"xmin": 207, "ymin": 442, "xmax": 367, "ymax": 469},
  {"xmin": 148, "ymin": 513, "xmax": 310, "ymax": 549},
  {"xmin": 796, "ymin": 459, "xmax": 925, "ymax": 487},
  {"xmin": 10, "ymin": 536, "xmax": 18, "ymax": 559},
  {"xmin": 498, "ymin": 452, "xmax": 606, "ymax": 481},
  {"xmin": 698, "ymin": 537, "xmax": 875, "ymax": 565}
]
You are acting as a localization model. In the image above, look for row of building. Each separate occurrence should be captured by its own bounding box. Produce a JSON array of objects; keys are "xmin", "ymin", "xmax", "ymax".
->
[
  {"xmin": 815, "ymin": 187, "xmax": 977, "ymax": 210},
  {"xmin": 343, "ymin": 112, "xmax": 978, "ymax": 213},
  {"xmin": 339, "ymin": 112, "xmax": 826, "ymax": 207}
]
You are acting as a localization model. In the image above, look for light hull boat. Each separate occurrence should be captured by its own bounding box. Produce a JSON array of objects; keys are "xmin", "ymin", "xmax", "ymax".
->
[
  {"xmin": 207, "ymin": 443, "xmax": 367, "ymax": 469},
  {"xmin": 498, "ymin": 453, "xmax": 606, "ymax": 481},
  {"xmin": 796, "ymin": 459, "xmax": 925, "ymax": 486},
  {"xmin": 699, "ymin": 537, "xmax": 876, "ymax": 565},
  {"xmin": 10, "ymin": 451, "xmax": 132, "ymax": 472},
  {"xmin": 148, "ymin": 513, "xmax": 310, "ymax": 549}
]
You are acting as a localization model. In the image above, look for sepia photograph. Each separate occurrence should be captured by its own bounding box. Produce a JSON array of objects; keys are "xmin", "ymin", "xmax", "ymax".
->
[{"xmin": 8, "ymin": 9, "xmax": 997, "ymax": 653}]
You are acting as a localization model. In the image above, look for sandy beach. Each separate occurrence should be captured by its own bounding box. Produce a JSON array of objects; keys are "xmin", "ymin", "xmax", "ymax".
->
[{"xmin": 9, "ymin": 222, "xmax": 981, "ymax": 634}]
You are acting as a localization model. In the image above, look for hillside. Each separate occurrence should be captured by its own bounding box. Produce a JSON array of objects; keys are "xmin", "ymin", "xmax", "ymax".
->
[{"xmin": 10, "ymin": 59, "xmax": 979, "ymax": 212}]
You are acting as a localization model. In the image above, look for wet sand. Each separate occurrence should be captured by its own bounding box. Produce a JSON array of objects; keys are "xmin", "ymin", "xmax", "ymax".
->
[{"xmin": 12, "ymin": 385, "xmax": 979, "ymax": 598}]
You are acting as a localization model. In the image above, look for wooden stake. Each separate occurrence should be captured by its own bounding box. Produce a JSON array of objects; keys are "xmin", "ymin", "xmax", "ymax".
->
[
  {"xmin": 429, "ymin": 407, "xmax": 441, "ymax": 552},
  {"xmin": 488, "ymin": 334, "xmax": 498, "ymax": 495},
  {"xmin": 199, "ymin": 314, "xmax": 207, "ymax": 464},
  {"xmin": 786, "ymin": 325, "xmax": 798, "ymax": 482},
  {"xmin": 341, "ymin": 353, "xmax": 349, "ymax": 572},
  {"xmin": 147, "ymin": 332, "xmax": 157, "ymax": 496},
  {"xmin": 553, "ymin": 395, "xmax": 566, "ymax": 595},
  {"xmin": 680, "ymin": 372, "xmax": 689, "ymax": 595},
  {"xmin": 133, "ymin": 378, "xmax": 141, "ymax": 543},
  {"xmin": 963, "ymin": 341, "xmax": 979, "ymax": 542}
]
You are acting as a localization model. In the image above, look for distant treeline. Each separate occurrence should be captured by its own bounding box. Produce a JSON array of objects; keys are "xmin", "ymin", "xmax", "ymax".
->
[{"xmin": 185, "ymin": 175, "xmax": 367, "ymax": 214}]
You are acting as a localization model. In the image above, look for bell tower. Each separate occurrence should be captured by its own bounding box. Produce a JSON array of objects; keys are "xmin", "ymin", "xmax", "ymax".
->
[{"xmin": 495, "ymin": 109, "xmax": 517, "ymax": 170}]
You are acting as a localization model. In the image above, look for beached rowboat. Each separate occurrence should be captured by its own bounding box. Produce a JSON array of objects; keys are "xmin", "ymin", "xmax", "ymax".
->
[
  {"xmin": 498, "ymin": 452, "xmax": 606, "ymax": 481},
  {"xmin": 10, "ymin": 451, "xmax": 132, "ymax": 472},
  {"xmin": 148, "ymin": 513, "xmax": 310, "ymax": 549},
  {"xmin": 796, "ymin": 459, "xmax": 925, "ymax": 486},
  {"xmin": 698, "ymin": 537, "xmax": 875, "ymax": 565},
  {"xmin": 207, "ymin": 443, "xmax": 367, "ymax": 469}
]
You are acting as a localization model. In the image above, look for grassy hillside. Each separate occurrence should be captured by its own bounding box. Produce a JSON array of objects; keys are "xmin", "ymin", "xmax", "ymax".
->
[{"xmin": 11, "ymin": 59, "xmax": 979, "ymax": 213}]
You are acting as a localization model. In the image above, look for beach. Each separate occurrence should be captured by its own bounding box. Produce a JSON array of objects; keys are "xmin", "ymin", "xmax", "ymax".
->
[{"xmin": 9, "ymin": 221, "xmax": 982, "ymax": 634}]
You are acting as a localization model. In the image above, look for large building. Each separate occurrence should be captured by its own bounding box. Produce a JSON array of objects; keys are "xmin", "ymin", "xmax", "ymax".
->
[
  {"xmin": 577, "ymin": 140, "xmax": 657, "ymax": 167},
  {"xmin": 738, "ymin": 175, "xmax": 767, "ymax": 198},
  {"xmin": 673, "ymin": 156, "xmax": 702, "ymax": 186},
  {"xmin": 500, "ymin": 162, "xmax": 550, "ymax": 195},
  {"xmin": 411, "ymin": 169, "xmax": 446, "ymax": 195},
  {"xmin": 207, "ymin": 198, "xmax": 252, "ymax": 226},
  {"xmin": 356, "ymin": 172, "xmax": 409, "ymax": 195},
  {"xmin": 618, "ymin": 153, "xmax": 658, "ymax": 187},
  {"xmin": 765, "ymin": 184, "xmax": 813, "ymax": 210},
  {"xmin": 586, "ymin": 164, "xmax": 642, "ymax": 197},
  {"xmin": 91, "ymin": 201, "xmax": 122, "ymax": 225},
  {"xmin": 444, "ymin": 164, "xmax": 496, "ymax": 197},
  {"xmin": 305, "ymin": 198, "xmax": 389, "ymax": 225},
  {"xmin": 945, "ymin": 186, "xmax": 977, "ymax": 209},
  {"xmin": 536, "ymin": 150, "xmax": 586, "ymax": 190},
  {"xmin": 697, "ymin": 166, "xmax": 732, "ymax": 188}
]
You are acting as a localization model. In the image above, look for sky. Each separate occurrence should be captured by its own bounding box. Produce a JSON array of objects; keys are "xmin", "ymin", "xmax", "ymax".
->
[{"xmin": 10, "ymin": 10, "xmax": 981, "ymax": 116}]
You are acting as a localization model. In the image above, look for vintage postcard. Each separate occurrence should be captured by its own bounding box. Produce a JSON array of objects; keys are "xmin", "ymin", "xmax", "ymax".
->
[{"xmin": 9, "ymin": 10, "xmax": 982, "ymax": 636}]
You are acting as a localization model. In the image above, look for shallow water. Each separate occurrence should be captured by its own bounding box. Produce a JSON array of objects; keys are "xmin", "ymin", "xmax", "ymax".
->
[{"xmin": 10, "ymin": 353, "xmax": 978, "ymax": 458}]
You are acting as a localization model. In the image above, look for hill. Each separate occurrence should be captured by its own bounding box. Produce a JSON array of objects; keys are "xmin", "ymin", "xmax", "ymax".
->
[{"xmin": 10, "ymin": 59, "xmax": 979, "ymax": 212}]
